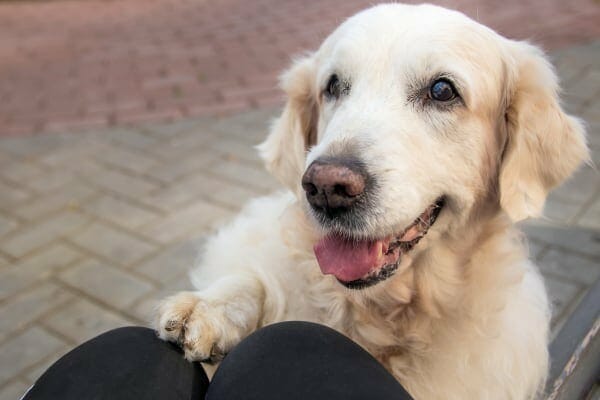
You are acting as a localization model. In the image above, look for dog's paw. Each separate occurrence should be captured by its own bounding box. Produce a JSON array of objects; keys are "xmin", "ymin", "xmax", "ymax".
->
[{"xmin": 155, "ymin": 291, "xmax": 240, "ymax": 362}]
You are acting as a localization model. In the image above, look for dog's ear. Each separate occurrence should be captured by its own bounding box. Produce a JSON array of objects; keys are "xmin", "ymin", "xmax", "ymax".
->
[
  {"xmin": 258, "ymin": 56, "xmax": 318, "ymax": 191},
  {"xmin": 499, "ymin": 42, "xmax": 589, "ymax": 221}
]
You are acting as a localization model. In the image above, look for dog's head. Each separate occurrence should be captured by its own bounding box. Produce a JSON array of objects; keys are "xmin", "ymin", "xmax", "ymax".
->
[{"xmin": 259, "ymin": 4, "xmax": 588, "ymax": 289}]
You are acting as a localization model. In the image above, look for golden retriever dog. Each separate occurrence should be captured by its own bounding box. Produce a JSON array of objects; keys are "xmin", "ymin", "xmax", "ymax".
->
[{"xmin": 155, "ymin": 4, "xmax": 588, "ymax": 399}]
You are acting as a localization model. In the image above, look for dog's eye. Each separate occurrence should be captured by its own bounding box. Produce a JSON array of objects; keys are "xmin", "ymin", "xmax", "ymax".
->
[
  {"xmin": 325, "ymin": 74, "xmax": 348, "ymax": 100},
  {"xmin": 429, "ymin": 79, "xmax": 456, "ymax": 102}
]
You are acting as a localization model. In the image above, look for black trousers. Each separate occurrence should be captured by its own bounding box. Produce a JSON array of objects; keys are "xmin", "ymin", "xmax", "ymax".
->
[{"xmin": 23, "ymin": 321, "xmax": 413, "ymax": 400}]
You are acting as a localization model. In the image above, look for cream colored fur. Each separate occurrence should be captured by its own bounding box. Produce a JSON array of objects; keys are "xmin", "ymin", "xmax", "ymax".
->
[{"xmin": 155, "ymin": 4, "xmax": 588, "ymax": 399}]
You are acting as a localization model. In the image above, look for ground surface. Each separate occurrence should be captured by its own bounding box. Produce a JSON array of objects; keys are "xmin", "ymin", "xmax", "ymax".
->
[{"xmin": 0, "ymin": 1, "xmax": 599, "ymax": 399}]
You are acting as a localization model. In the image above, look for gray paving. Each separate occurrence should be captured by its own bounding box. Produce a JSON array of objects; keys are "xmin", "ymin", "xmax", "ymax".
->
[{"xmin": 0, "ymin": 41, "xmax": 598, "ymax": 397}]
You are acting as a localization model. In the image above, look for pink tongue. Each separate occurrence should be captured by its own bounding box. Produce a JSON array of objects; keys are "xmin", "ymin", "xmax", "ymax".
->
[{"xmin": 314, "ymin": 235, "xmax": 383, "ymax": 282}]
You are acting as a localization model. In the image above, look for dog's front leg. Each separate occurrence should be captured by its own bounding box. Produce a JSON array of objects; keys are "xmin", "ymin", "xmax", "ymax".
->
[{"xmin": 155, "ymin": 273, "xmax": 264, "ymax": 362}]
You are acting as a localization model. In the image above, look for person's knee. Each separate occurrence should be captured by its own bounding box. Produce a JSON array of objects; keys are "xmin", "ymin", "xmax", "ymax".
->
[{"xmin": 243, "ymin": 321, "xmax": 348, "ymax": 350}]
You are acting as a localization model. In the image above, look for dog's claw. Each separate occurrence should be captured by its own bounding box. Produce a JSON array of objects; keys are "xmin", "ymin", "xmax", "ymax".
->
[{"xmin": 165, "ymin": 320, "xmax": 180, "ymax": 332}]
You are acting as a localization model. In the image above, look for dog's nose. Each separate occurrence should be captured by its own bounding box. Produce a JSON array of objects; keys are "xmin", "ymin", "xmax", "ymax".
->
[{"xmin": 301, "ymin": 159, "xmax": 366, "ymax": 214}]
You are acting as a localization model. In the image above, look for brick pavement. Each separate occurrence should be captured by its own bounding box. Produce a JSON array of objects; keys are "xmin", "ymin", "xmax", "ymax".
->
[
  {"xmin": 0, "ymin": 39, "xmax": 598, "ymax": 397},
  {"xmin": 1, "ymin": 0, "xmax": 600, "ymax": 136}
]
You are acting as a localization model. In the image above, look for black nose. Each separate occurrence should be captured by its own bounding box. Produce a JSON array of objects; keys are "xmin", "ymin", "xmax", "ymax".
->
[{"xmin": 301, "ymin": 159, "xmax": 367, "ymax": 216}]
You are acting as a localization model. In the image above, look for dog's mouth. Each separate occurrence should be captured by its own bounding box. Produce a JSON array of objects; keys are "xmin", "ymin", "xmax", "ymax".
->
[{"xmin": 313, "ymin": 197, "xmax": 445, "ymax": 289}]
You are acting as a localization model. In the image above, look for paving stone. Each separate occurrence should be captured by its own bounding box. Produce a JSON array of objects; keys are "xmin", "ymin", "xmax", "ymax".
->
[
  {"xmin": 145, "ymin": 174, "xmax": 213, "ymax": 211},
  {"xmin": 0, "ymin": 254, "xmax": 9, "ymax": 269},
  {"xmin": 0, "ymin": 379, "xmax": 30, "ymax": 400},
  {"xmin": 83, "ymin": 194, "xmax": 160, "ymax": 230},
  {"xmin": 0, "ymin": 327, "xmax": 66, "ymax": 386},
  {"xmin": 13, "ymin": 183, "xmax": 96, "ymax": 221},
  {"xmin": 581, "ymin": 98, "xmax": 600, "ymax": 125},
  {"xmin": 0, "ymin": 160, "xmax": 43, "ymax": 183},
  {"xmin": 0, "ymin": 214, "xmax": 17, "ymax": 238},
  {"xmin": 134, "ymin": 238, "xmax": 203, "ymax": 283},
  {"xmin": 143, "ymin": 201, "xmax": 231, "ymax": 244},
  {"xmin": 210, "ymin": 108, "xmax": 277, "ymax": 142},
  {"xmin": 60, "ymin": 260, "xmax": 154, "ymax": 310},
  {"xmin": 542, "ymin": 275, "xmax": 583, "ymax": 325},
  {"xmin": 36, "ymin": 140, "xmax": 100, "ymax": 169},
  {"xmin": 520, "ymin": 222, "xmax": 600, "ymax": 259},
  {"xmin": 0, "ymin": 244, "xmax": 82, "ymax": 301},
  {"xmin": 145, "ymin": 150, "xmax": 218, "ymax": 183},
  {"xmin": 94, "ymin": 145, "xmax": 160, "ymax": 174},
  {"xmin": 206, "ymin": 159, "xmax": 280, "ymax": 193},
  {"xmin": 541, "ymin": 197, "xmax": 582, "ymax": 224},
  {"xmin": 42, "ymin": 298, "xmax": 135, "ymax": 344},
  {"xmin": 539, "ymin": 248, "xmax": 600, "ymax": 285},
  {"xmin": 526, "ymin": 240, "xmax": 546, "ymax": 261},
  {"xmin": 106, "ymin": 128, "xmax": 159, "ymax": 150},
  {"xmin": 24, "ymin": 169, "xmax": 76, "ymax": 193},
  {"xmin": 155, "ymin": 128, "xmax": 223, "ymax": 151},
  {"xmin": 0, "ymin": 134, "xmax": 68, "ymax": 157},
  {"xmin": 209, "ymin": 137, "xmax": 264, "ymax": 165},
  {"xmin": 0, "ymin": 180, "xmax": 30, "ymax": 208},
  {"xmin": 0, "ymin": 282, "xmax": 74, "ymax": 343},
  {"xmin": 576, "ymin": 192, "xmax": 600, "ymax": 230},
  {"xmin": 85, "ymin": 168, "xmax": 159, "ymax": 198},
  {"xmin": 548, "ymin": 166, "xmax": 599, "ymax": 205},
  {"xmin": 0, "ymin": 212, "xmax": 89, "ymax": 258},
  {"xmin": 69, "ymin": 222, "xmax": 156, "ymax": 266},
  {"xmin": 149, "ymin": 172, "xmax": 264, "ymax": 212},
  {"xmin": 142, "ymin": 118, "xmax": 212, "ymax": 139}
]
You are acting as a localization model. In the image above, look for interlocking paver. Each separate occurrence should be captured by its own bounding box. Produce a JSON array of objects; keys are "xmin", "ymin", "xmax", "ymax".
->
[
  {"xmin": 84, "ymin": 167, "xmax": 159, "ymax": 199},
  {"xmin": 143, "ymin": 201, "xmax": 232, "ymax": 244},
  {"xmin": 0, "ymin": 244, "xmax": 82, "ymax": 301},
  {"xmin": 521, "ymin": 223, "xmax": 600, "ymax": 260},
  {"xmin": 0, "ymin": 160, "xmax": 43, "ymax": 183},
  {"xmin": 209, "ymin": 137, "xmax": 265, "ymax": 166},
  {"xmin": 0, "ymin": 327, "xmax": 66, "ymax": 387},
  {"xmin": 13, "ymin": 183, "xmax": 96, "ymax": 221},
  {"xmin": 0, "ymin": 211, "xmax": 89, "ymax": 258},
  {"xmin": 69, "ymin": 222, "xmax": 156, "ymax": 267},
  {"xmin": 0, "ymin": 180, "xmax": 30, "ymax": 208},
  {"xmin": 577, "ymin": 192, "xmax": 600, "ymax": 230},
  {"xmin": 93, "ymin": 145, "xmax": 160, "ymax": 175},
  {"xmin": 0, "ymin": 282, "xmax": 74, "ymax": 343},
  {"xmin": 83, "ymin": 194, "xmax": 161, "ymax": 230},
  {"xmin": 59, "ymin": 260, "xmax": 154, "ymax": 311},
  {"xmin": 0, "ymin": 255, "xmax": 8, "ymax": 269},
  {"xmin": 104, "ymin": 128, "xmax": 160, "ymax": 151},
  {"xmin": 134, "ymin": 238, "xmax": 204, "ymax": 284},
  {"xmin": 145, "ymin": 151, "xmax": 219, "ymax": 183},
  {"xmin": 42, "ymin": 298, "xmax": 135, "ymax": 344},
  {"xmin": 207, "ymin": 159, "xmax": 280, "ymax": 192},
  {"xmin": 544, "ymin": 275, "xmax": 584, "ymax": 325},
  {"xmin": 0, "ymin": 215, "xmax": 17, "ymax": 238},
  {"xmin": 538, "ymin": 248, "xmax": 600, "ymax": 285}
]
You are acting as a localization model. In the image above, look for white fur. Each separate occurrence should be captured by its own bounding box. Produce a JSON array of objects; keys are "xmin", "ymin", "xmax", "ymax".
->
[{"xmin": 155, "ymin": 4, "xmax": 588, "ymax": 399}]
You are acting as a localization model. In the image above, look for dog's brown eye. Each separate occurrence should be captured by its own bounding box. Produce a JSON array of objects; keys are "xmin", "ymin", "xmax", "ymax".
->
[
  {"xmin": 429, "ymin": 79, "xmax": 456, "ymax": 102},
  {"xmin": 325, "ymin": 74, "xmax": 348, "ymax": 100}
]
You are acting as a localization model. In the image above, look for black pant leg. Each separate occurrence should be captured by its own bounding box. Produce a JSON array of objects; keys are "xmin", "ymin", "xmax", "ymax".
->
[
  {"xmin": 22, "ymin": 326, "xmax": 208, "ymax": 400},
  {"xmin": 207, "ymin": 321, "xmax": 413, "ymax": 400}
]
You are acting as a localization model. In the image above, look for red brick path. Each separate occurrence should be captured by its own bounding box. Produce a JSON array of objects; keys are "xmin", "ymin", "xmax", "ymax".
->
[{"xmin": 1, "ymin": 0, "xmax": 599, "ymax": 136}]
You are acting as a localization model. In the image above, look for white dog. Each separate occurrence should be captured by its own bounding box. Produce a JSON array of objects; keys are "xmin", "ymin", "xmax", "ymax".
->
[{"xmin": 155, "ymin": 4, "xmax": 588, "ymax": 399}]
